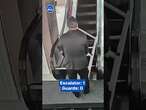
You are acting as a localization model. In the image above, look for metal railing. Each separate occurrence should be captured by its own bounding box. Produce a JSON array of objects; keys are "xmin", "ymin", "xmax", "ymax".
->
[
  {"xmin": 106, "ymin": 0, "xmax": 134, "ymax": 109},
  {"xmin": 52, "ymin": 0, "xmax": 104, "ymax": 80}
]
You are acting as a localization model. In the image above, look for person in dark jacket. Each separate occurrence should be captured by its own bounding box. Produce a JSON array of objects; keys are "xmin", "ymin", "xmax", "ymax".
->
[{"xmin": 57, "ymin": 16, "xmax": 90, "ymax": 97}]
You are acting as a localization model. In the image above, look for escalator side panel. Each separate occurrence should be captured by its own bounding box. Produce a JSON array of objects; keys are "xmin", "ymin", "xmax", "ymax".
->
[{"xmin": 139, "ymin": 0, "xmax": 146, "ymax": 100}]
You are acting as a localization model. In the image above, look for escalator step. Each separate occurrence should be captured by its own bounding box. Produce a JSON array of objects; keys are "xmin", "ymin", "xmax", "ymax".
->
[
  {"xmin": 109, "ymin": 19, "xmax": 123, "ymax": 35},
  {"xmin": 78, "ymin": 7, "xmax": 96, "ymax": 12},
  {"xmin": 29, "ymin": 84, "xmax": 42, "ymax": 102},
  {"xmin": 79, "ymin": 21, "xmax": 96, "ymax": 25},
  {"xmin": 86, "ymin": 30, "xmax": 96, "ymax": 35},
  {"xmin": 78, "ymin": 25, "xmax": 96, "ymax": 33},
  {"xmin": 79, "ymin": 4, "xmax": 96, "ymax": 8},
  {"xmin": 109, "ymin": 35, "xmax": 121, "ymax": 40},
  {"xmin": 109, "ymin": 19, "xmax": 124, "ymax": 22},
  {"xmin": 77, "ymin": 12, "xmax": 96, "ymax": 16},
  {"xmin": 78, "ymin": 0, "xmax": 96, "ymax": 4},
  {"xmin": 77, "ymin": 15, "xmax": 96, "ymax": 21},
  {"xmin": 29, "ymin": 84, "xmax": 42, "ymax": 90}
]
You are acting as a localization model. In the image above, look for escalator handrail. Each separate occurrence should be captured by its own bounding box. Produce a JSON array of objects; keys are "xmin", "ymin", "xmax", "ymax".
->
[
  {"xmin": 60, "ymin": 0, "xmax": 68, "ymax": 36},
  {"xmin": 19, "ymin": 14, "xmax": 41, "ymax": 88},
  {"xmin": 50, "ymin": 0, "xmax": 68, "ymax": 58},
  {"xmin": 19, "ymin": 13, "xmax": 42, "ymax": 109},
  {"xmin": 50, "ymin": 0, "xmax": 72, "ymax": 69}
]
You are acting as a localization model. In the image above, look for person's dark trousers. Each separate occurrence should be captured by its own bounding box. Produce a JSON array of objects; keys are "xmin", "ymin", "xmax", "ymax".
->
[
  {"xmin": 67, "ymin": 68, "xmax": 90, "ymax": 97},
  {"xmin": 58, "ymin": 70, "xmax": 67, "ymax": 79},
  {"xmin": 52, "ymin": 70, "xmax": 67, "ymax": 80}
]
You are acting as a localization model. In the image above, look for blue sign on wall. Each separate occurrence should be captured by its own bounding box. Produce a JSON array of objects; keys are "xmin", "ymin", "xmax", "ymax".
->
[
  {"xmin": 47, "ymin": 3, "xmax": 55, "ymax": 13},
  {"xmin": 59, "ymin": 80, "xmax": 86, "ymax": 92}
]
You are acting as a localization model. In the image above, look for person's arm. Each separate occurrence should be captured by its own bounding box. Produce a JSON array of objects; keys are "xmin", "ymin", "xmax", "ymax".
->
[
  {"xmin": 57, "ymin": 39, "xmax": 64, "ymax": 56},
  {"xmin": 54, "ymin": 39, "xmax": 65, "ymax": 67},
  {"xmin": 85, "ymin": 35, "xmax": 89, "ymax": 55}
]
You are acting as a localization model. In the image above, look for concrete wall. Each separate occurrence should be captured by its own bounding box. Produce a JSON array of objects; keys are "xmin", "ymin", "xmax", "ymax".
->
[
  {"xmin": 56, "ymin": 0, "xmax": 65, "ymax": 6},
  {"xmin": 0, "ymin": 0, "xmax": 23, "ymax": 98},
  {"xmin": 17, "ymin": 0, "xmax": 40, "ymax": 33},
  {"xmin": 0, "ymin": 0, "xmax": 28, "ymax": 109}
]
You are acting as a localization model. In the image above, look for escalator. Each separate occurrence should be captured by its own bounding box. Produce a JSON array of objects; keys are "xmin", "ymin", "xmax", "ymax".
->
[
  {"xmin": 105, "ymin": 0, "xmax": 146, "ymax": 110},
  {"xmin": 77, "ymin": 0, "xmax": 96, "ymax": 36},
  {"xmin": 104, "ymin": 0, "xmax": 132, "ymax": 110},
  {"xmin": 43, "ymin": 0, "xmax": 103, "ymax": 110},
  {"xmin": 50, "ymin": 0, "xmax": 101, "ymax": 80},
  {"xmin": 19, "ymin": 14, "xmax": 42, "ymax": 110},
  {"xmin": 132, "ymin": 0, "xmax": 146, "ymax": 109},
  {"xmin": 77, "ymin": 0, "xmax": 102, "ymax": 79},
  {"xmin": 0, "ymin": 0, "xmax": 42, "ymax": 109}
]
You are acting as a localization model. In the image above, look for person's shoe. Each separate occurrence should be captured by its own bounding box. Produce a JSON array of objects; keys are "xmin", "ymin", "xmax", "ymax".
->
[
  {"xmin": 83, "ymin": 90, "xmax": 90, "ymax": 94},
  {"xmin": 74, "ymin": 93, "xmax": 81, "ymax": 98}
]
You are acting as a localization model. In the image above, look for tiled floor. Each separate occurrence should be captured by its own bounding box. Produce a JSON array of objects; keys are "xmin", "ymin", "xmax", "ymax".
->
[{"xmin": 43, "ymin": 80, "xmax": 103, "ymax": 108}]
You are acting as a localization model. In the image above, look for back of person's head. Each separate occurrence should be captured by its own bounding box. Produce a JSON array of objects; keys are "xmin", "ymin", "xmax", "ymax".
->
[{"xmin": 67, "ymin": 16, "xmax": 78, "ymax": 29}]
